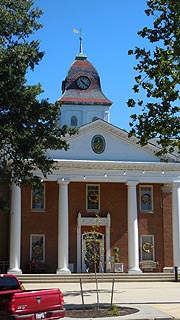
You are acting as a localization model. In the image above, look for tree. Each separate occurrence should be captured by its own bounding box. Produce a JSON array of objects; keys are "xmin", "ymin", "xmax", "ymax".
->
[
  {"xmin": 0, "ymin": 0, "xmax": 76, "ymax": 185},
  {"xmin": 82, "ymin": 214, "xmax": 117, "ymax": 312},
  {"xmin": 127, "ymin": 0, "xmax": 180, "ymax": 158},
  {"xmin": 83, "ymin": 214, "xmax": 102, "ymax": 309}
]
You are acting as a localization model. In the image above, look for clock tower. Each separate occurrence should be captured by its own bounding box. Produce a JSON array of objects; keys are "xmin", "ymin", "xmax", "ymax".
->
[{"xmin": 58, "ymin": 36, "xmax": 112, "ymax": 128}]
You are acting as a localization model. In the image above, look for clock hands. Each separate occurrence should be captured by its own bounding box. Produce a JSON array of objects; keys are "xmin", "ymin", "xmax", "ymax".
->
[
  {"xmin": 76, "ymin": 76, "xmax": 90, "ymax": 89},
  {"xmin": 81, "ymin": 79, "xmax": 88, "ymax": 85}
]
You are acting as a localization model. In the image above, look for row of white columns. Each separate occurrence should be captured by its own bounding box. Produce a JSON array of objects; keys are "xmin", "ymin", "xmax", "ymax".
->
[{"xmin": 7, "ymin": 181, "xmax": 180, "ymax": 274}]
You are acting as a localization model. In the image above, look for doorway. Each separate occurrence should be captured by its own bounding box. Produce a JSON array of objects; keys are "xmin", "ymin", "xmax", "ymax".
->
[
  {"xmin": 77, "ymin": 213, "xmax": 111, "ymax": 273},
  {"xmin": 82, "ymin": 232, "xmax": 104, "ymax": 273}
]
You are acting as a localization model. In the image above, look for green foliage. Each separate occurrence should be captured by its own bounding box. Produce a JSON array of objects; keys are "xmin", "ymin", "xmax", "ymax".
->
[
  {"xmin": 107, "ymin": 304, "xmax": 120, "ymax": 316},
  {"xmin": 127, "ymin": 0, "xmax": 180, "ymax": 157},
  {"xmin": 0, "ymin": 0, "xmax": 77, "ymax": 185},
  {"xmin": 113, "ymin": 247, "xmax": 120, "ymax": 263}
]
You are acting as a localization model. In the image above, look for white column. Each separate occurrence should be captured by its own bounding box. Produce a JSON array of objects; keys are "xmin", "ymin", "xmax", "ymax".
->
[
  {"xmin": 77, "ymin": 212, "xmax": 81, "ymax": 273},
  {"xmin": 8, "ymin": 183, "xmax": 22, "ymax": 274},
  {"xmin": 56, "ymin": 180, "xmax": 71, "ymax": 274},
  {"xmin": 106, "ymin": 212, "xmax": 111, "ymax": 272},
  {"xmin": 172, "ymin": 182, "xmax": 180, "ymax": 269},
  {"xmin": 127, "ymin": 181, "xmax": 142, "ymax": 273}
]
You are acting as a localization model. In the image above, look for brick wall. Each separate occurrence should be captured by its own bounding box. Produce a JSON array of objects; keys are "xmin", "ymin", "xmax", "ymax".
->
[
  {"xmin": 19, "ymin": 181, "xmax": 173, "ymax": 273},
  {"xmin": 21, "ymin": 182, "xmax": 59, "ymax": 273}
]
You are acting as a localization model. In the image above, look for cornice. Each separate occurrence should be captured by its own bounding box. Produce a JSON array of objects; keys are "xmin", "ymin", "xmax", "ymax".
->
[{"xmin": 52, "ymin": 159, "xmax": 180, "ymax": 172}]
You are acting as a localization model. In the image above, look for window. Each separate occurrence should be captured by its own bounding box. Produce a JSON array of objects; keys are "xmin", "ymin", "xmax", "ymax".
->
[
  {"xmin": 140, "ymin": 235, "xmax": 154, "ymax": 261},
  {"xmin": 71, "ymin": 116, "xmax": 77, "ymax": 127},
  {"xmin": 140, "ymin": 185, "xmax": 153, "ymax": 212},
  {"xmin": 92, "ymin": 117, "xmax": 98, "ymax": 122},
  {"xmin": 86, "ymin": 185, "xmax": 100, "ymax": 211},
  {"xmin": 30, "ymin": 234, "xmax": 45, "ymax": 262},
  {"xmin": 31, "ymin": 184, "xmax": 45, "ymax": 211}
]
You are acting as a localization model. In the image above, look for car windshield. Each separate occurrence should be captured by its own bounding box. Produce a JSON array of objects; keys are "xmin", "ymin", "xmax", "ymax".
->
[{"xmin": 0, "ymin": 277, "xmax": 20, "ymax": 290}]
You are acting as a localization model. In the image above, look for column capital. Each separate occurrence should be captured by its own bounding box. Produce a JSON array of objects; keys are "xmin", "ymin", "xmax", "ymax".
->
[
  {"xmin": 172, "ymin": 181, "xmax": 180, "ymax": 188},
  {"xmin": 126, "ymin": 180, "xmax": 139, "ymax": 187},
  {"xmin": 161, "ymin": 183, "xmax": 172, "ymax": 193},
  {"xmin": 57, "ymin": 178, "xmax": 70, "ymax": 186}
]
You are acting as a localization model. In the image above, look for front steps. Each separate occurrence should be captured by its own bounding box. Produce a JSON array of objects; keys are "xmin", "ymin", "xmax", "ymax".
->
[{"xmin": 18, "ymin": 272, "xmax": 178, "ymax": 284}]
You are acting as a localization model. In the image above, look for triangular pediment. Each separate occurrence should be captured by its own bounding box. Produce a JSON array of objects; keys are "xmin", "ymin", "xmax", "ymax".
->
[{"xmin": 48, "ymin": 119, "xmax": 178, "ymax": 163}]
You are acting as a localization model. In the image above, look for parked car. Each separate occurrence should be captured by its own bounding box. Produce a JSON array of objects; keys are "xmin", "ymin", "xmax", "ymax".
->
[{"xmin": 0, "ymin": 274, "xmax": 65, "ymax": 319}]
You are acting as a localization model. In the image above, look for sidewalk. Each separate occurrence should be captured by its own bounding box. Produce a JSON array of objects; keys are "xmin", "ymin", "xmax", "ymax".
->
[{"xmin": 24, "ymin": 280, "xmax": 180, "ymax": 319}]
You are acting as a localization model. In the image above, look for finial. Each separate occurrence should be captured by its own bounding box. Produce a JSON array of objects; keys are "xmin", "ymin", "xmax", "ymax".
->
[{"xmin": 73, "ymin": 28, "xmax": 87, "ymax": 60}]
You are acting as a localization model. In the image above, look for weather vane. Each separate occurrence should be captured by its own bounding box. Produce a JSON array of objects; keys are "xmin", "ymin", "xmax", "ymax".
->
[{"xmin": 73, "ymin": 28, "xmax": 84, "ymax": 55}]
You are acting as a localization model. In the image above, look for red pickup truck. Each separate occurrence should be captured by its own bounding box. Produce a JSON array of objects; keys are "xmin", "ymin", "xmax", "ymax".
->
[{"xmin": 0, "ymin": 274, "xmax": 65, "ymax": 319}]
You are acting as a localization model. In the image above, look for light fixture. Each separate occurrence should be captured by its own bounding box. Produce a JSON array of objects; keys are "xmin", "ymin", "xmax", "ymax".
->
[
  {"xmin": 162, "ymin": 170, "xmax": 165, "ymax": 175},
  {"xmin": 104, "ymin": 173, "xmax": 107, "ymax": 178},
  {"xmin": 123, "ymin": 171, "xmax": 126, "ymax": 175},
  {"xmin": 83, "ymin": 175, "xmax": 86, "ymax": 180},
  {"xmin": 142, "ymin": 170, "xmax": 145, "ymax": 174},
  {"xmin": 61, "ymin": 177, "xmax": 65, "ymax": 181}
]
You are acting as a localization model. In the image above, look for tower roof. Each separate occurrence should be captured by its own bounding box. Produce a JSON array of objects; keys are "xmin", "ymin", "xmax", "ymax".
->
[{"xmin": 58, "ymin": 37, "xmax": 112, "ymax": 106}]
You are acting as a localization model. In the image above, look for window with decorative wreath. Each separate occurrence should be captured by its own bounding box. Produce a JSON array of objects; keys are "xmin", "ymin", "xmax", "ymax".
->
[
  {"xmin": 140, "ymin": 185, "xmax": 153, "ymax": 212},
  {"xmin": 140, "ymin": 235, "xmax": 154, "ymax": 261},
  {"xmin": 86, "ymin": 184, "xmax": 100, "ymax": 211}
]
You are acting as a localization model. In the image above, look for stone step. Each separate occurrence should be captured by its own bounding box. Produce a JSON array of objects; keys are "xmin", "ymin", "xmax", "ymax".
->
[{"xmin": 18, "ymin": 272, "xmax": 177, "ymax": 283}]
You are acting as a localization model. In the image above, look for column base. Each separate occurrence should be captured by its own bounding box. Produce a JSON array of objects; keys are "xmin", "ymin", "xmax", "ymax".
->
[
  {"xmin": 128, "ymin": 267, "xmax": 142, "ymax": 274},
  {"xmin": 56, "ymin": 267, "xmax": 71, "ymax": 274},
  {"xmin": 106, "ymin": 262, "xmax": 111, "ymax": 273},
  {"xmin": 7, "ymin": 268, "xmax": 22, "ymax": 275}
]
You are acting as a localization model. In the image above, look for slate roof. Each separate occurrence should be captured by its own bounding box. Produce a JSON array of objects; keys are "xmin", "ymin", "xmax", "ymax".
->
[{"xmin": 58, "ymin": 58, "xmax": 112, "ymax": 106}]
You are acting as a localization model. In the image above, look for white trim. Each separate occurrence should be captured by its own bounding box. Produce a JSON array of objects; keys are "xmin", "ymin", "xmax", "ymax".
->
[{"xmin": 51, "ymin": 159, "xmax": 180, "ymax": 171}]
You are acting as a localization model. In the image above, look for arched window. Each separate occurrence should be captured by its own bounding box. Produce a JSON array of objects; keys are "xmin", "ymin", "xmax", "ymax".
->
[
  {"xmin": 71, "ymin": 116, "xmax": 77, "ymax": 127},
  {"xmin": 92, "ymin": 117, "xmax": 98, "ymax": 122}
]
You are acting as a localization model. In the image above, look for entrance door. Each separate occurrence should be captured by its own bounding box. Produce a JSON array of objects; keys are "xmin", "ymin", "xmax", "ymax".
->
[{"xmin": 82, "ymin": 232, "xmax": 104, "ymax": 273}]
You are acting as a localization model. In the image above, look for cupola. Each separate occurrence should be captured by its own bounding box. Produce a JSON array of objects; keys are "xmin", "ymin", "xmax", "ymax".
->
[{"xmin": 58, "ymin": 34, "xmax": 112, "ymax": 128}]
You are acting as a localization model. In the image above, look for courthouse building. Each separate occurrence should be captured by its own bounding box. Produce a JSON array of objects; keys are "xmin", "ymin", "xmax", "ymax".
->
[{"xmin": 1, "ymin": 40, "xmax": 180, "ymax": 274}]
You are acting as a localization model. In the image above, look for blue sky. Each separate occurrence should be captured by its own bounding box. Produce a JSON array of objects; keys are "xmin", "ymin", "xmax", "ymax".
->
[{"xmin": 27, "ymin": 0, "xmax": 152, "ymax": 131}]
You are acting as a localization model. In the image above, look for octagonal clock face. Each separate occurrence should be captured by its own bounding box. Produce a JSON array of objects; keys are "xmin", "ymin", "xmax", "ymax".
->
[
  {"xmin": 76, "ymin": 76, "xmax": 90, "ymax": 90},
  {"xmin": 91, "ymin": 135, "xmax": 106, "ymax": 154}
]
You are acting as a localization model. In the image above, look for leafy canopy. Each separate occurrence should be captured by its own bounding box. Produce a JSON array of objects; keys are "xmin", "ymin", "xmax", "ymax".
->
[
  {"xmin": 0, "ymin": 0, "xmax": 76, "ymax": 185},
  {"xmin": 127, "ymin": 0, "xmax": 180, "ymax": 158}
]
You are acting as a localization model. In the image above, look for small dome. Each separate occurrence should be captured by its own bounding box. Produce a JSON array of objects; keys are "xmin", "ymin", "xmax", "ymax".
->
[{"xmin": 59, "ymin": 58, "xmax": 112, "ymax": 106}]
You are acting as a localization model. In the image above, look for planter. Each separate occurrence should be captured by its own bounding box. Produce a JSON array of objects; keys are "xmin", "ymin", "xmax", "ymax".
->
[{"xmin": 113, "ymin": 262, "xmax": 123, "ymax": 273}]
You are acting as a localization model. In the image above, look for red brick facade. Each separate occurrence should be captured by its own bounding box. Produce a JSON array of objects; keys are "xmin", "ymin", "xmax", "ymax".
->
[
  {"xmin": 0, "ymin": 179, "xmax": 175, "ymax": 273},
  {"xmin": 0, "ymin": 180, "xmax": 174, "ymax": 273}
]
